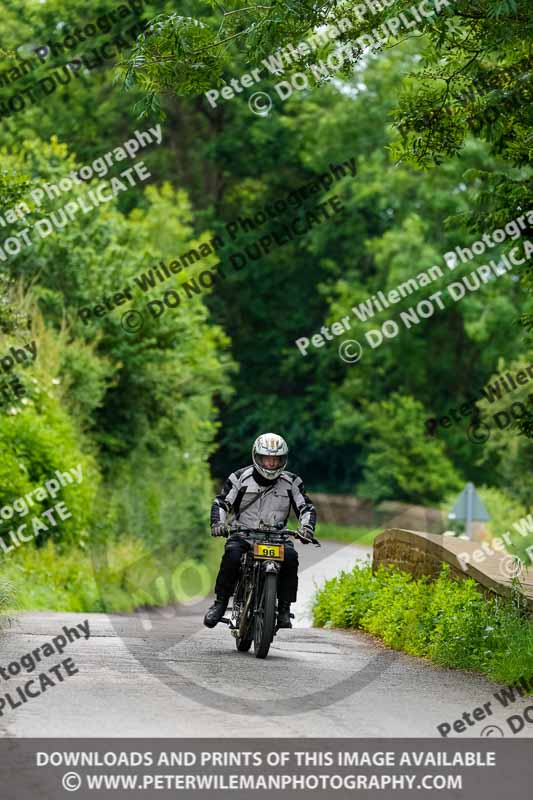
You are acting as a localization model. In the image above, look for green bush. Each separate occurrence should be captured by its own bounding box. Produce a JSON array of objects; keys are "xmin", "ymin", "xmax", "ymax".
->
[
  {"xmin": 426, "ymin": 567, "xmax": 502, "ymax": 670},
  {"xmin": 0, "ymin": 397, "xmax": 99, "ymax": 549},
  {"xmin": 313, "ymin": 563, "xmax": 533, "ymax": 686},
  {"xmin": 0, "ymin": 152, "xmax": 234, "ymax": 615},
  {"xmin": 360, "ymin": 568, "xmax": 433, "ymax": 656},
  {"xmin": 2, "ymin": 536, "xmax": 223, "ymax": 614},
  {"xmin": 313, "ymin": 560, "xmax": 376, "ymax": 629}
]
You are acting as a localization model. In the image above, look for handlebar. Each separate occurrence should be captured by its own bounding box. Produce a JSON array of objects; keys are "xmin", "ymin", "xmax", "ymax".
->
[{"xmin": 223, "ymin": 523, "xmax": 321, "ymax": 547}]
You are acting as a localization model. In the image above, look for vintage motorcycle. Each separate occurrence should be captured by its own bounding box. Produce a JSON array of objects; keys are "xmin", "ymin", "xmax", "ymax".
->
[{"xmin": 219, "ymin": 523, "xmax": 321, "ymax": 659}]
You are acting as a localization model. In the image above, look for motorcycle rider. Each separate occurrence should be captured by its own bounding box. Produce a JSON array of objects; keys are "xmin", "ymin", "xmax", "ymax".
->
[{"xmin": 204, "ymin": 433, "xmax": 317, "ymax": 630}]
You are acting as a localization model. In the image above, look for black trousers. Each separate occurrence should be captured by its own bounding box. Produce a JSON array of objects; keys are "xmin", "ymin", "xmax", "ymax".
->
[{"xmin": 214, "ymin": 535, "xmax": 299, "ymax": 602}]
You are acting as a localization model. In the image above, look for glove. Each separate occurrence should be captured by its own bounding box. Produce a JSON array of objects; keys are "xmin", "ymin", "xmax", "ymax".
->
[
  {"xmin": 211, "ymin": 524, "xmax": 226, "ymax": 538},
  {"xmin": 298, "ymin": 526, "xmax": 314, "ymax": 544}
]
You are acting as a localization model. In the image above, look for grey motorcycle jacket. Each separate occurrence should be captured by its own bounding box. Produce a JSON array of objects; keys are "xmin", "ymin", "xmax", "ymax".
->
[{"xmin": 210, "ymin": 466, "xmax": 317, "ymax": 532}]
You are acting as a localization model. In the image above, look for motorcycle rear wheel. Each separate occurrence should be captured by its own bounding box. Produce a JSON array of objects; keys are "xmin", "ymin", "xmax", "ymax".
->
[{"xmin": 254, "ymin": 572, "xmax": 277, "ymax": 659}]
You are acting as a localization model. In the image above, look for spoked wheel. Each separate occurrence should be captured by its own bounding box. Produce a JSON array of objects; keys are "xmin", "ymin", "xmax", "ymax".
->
[
  {"xmin": 234, "ymin": 585, "xmax": 253, "ymax": 652},
  {"xmin": 254, "ymin": 573, "xmax": 277, "ymax": 659},
  {"xmin": 235, "ymin": 602, "xmax": 253, "ymax": 652},
  {"xmin": 236, "ymin": 634, "xmax": 253, "ymax": 652}
]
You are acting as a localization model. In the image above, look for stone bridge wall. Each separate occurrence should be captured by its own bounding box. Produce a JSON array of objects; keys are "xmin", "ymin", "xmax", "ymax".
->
[{"xmin": 373, "ymin": 528, "xmax": 533, "ymax": 614}]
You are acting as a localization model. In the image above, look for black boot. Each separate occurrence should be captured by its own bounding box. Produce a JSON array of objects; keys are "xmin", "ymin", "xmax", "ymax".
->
[
  {"xmin": 203, "ymin": 596, "xmax": 229, "ymax": 628},
  {"xmin": 277, "ymin": 600, "xmax": 292, "ymax": 629}
]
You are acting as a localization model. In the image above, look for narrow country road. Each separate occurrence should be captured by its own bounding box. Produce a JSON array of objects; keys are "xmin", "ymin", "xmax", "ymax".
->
[{"xmin": 0, "ymin": 541, "xmax": 530, "ymax": 738}]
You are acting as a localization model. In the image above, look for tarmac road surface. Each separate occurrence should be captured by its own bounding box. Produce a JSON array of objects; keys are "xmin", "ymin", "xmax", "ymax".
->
[{"xmin": 0, "ymin": 541, "xmax": 531, "ymax": 738}]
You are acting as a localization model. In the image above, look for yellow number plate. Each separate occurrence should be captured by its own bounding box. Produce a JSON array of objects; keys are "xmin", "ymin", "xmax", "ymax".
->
[{"xmin": 253, "ymin": 543, "xmax": 284, "ymax": 561}]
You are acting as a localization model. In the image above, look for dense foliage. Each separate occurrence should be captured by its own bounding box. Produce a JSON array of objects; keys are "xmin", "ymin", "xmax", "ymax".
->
[
  {"xmin": 313, "ymin": 562, "xmax": 533, "ymax": 684},
  {"xmin": 119, "ymin": 0, "xmax": 532, "ymax": 493},
  {"xmin": 0, "ymin": 0, "xmax": 530, "ymax": 610}
]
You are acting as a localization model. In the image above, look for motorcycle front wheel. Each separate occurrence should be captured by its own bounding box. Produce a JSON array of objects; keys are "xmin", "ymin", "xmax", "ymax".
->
[
  {"xmin": 253, "ymin": 572, "xmax": 277, "ymax": 659},
  {"xmin": 234, "ymin": 580, "xmax": 253, "ymax": 652},
  {"xmin": 235, "ymin": 598, "xmax": 253, "ymax": 652},
  {"xmin": 236, "ymin": 634, "xmax": 253, "ymax": 652}
]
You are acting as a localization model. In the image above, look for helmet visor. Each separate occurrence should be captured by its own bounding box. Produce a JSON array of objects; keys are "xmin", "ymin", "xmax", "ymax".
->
[{"xmin": 255, "ymin": 454, "xmax": 287, "ymax": 471}]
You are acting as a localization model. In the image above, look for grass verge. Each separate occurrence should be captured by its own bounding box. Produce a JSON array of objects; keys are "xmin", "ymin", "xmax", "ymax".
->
[
  {"xmin": 313, "ymin": 562, "xmax": 533, "ymax": 686},
  {"xmin": 315, "ymin": 523, "xmax": 380, "ymax": 546}
]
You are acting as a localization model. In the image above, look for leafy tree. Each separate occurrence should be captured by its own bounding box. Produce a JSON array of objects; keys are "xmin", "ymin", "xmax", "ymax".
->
[
  {"xmin": 0, "ymin": 0, "xmax": 529, "ymax": 578},
  {"xmin": 115, "ymin": 0, "xmax": 529, "ymax": 477},
  {"xmin": 352, "ymin": 394, "xmax": 461, "ymax": 503},
  {"xmin": 0, "ymin": 133, "xmax": 234, "ymax": 556},
  {"xmin": 474, "ymin": 356, "xmax": 533, "ymax": 509}
]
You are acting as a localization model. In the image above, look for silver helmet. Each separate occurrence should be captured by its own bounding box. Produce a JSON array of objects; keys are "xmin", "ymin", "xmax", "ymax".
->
[{"xmin": 252, "ymin": 433, "xmax": 288, "ymax": 480}]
